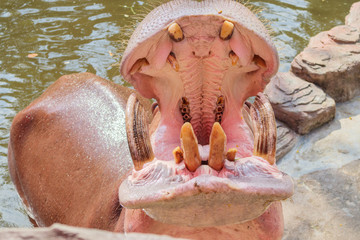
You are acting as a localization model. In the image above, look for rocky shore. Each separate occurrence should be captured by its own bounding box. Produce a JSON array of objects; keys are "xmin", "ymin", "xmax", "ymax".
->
[
  {"xmin": 275, "ymin": 2, "xmax": 360, "ymax": 239},
  {"xmin": 273, "ymin": 1, "xmax": 360, "ymax": 158},
  {"xmin": 1, "ymin": 1, "xmax": 359, "ymax": 240}
]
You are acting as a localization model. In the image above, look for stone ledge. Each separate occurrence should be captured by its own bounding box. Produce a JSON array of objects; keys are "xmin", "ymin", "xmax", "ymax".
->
[
  {"xmin": 265, "ymin": 72, "xmax": 335, "ymax": 134},
  {"xmin": 276, "ymin": 120, "xmax": 297, "ymax": 160},
  {"xmin": 346, "ymin": 2, "xmax": 360, "ymax": 30},
  {"xmin": 283, "ymin": 159, "xmax": 360, "ymax": 240},
  {"xmin": 0, "ymin": 224, "xmax": 186, "ymax": 240},
  {"xmin": 291, "ymin": 2, "xmax": 360, "ymax": 102}
]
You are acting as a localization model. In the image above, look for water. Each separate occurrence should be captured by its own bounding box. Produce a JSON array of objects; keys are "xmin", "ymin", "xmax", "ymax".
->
[{"xmin": 0, "ymin": 0, "xmax": 357, "ymax": 228}]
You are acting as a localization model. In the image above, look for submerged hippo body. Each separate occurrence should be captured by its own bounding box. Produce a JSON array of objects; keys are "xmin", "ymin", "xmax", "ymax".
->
[{"xmin": 8, "ymin": 1, "xmax": 293, "ymax": 239}]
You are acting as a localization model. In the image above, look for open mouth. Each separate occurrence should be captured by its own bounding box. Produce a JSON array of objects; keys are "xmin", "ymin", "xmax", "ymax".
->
[{"xmin": 119, "ymin": 1, "xmax": 294, "ymax": 227}]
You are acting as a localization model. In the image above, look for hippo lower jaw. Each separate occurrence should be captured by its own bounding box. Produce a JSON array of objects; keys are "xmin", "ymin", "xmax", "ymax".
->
[
  {"xmin": 119, "ymin": 93, "xmax": 293, "ymax": 227},
  {"xmin": 119, "ymin": 159, "xmax": 293, "ymax": 227}
]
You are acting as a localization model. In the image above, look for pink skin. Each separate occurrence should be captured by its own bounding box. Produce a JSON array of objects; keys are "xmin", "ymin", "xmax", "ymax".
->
[
  {"xmin": 7, "ymin": 1, "xmax": 293, "ymax": 239},
  {"xmin": 119, "ymin": 1, "xmax": 292, "ymax": 239},
  {"xmin": 122, "ymin": 202, "xmax": 284, "ymax": 240}
]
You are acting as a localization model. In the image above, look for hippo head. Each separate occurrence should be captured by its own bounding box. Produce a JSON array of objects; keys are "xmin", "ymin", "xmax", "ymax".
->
[{"xmin": 119, "ymin": 0, "xmax": 293, "ymax": 227}]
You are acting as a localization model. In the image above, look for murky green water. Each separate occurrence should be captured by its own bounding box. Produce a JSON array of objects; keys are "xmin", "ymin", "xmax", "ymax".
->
[{"xmin": 0, "ymin": 0, "xmax": 357, "ymax": 228}]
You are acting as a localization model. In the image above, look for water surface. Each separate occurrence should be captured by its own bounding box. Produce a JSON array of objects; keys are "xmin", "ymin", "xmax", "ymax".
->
[{"xmin": 0, "ymin": 0, "xmax": 357, "ymax": 227}]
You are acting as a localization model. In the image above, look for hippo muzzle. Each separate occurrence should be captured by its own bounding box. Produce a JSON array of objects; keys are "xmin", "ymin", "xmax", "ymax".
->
[{"xmin": 118, "ymin": 0, "xmax": 294, "ymax": 227}]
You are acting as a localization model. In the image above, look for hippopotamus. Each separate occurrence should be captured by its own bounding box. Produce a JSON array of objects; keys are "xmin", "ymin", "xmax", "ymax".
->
[{"xmin": 8, "ymin": 1, "xmax": 294, "ymax": 239}]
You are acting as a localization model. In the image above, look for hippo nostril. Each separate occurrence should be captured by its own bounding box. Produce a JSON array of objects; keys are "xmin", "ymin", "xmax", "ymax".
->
[{"xmin": 192, "ymin": 51, "xmax": 195, "ymax": 56}]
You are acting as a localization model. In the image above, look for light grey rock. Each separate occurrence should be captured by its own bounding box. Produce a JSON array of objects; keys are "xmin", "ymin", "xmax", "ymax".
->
[
  {"xmin": 280, "ymin": 98, "xmax": 360, "ymax": 238},
  {"xmin": 345, "ymin": 2, "xmax": 360, "ymax": 30},
  {"xmin": 328, "ymin": 25, "xmax": 360, "ymax": 44},
  {"xmin": 278, "ymin": 95, "xmax": 360, "ymax": 178},
  {"xmin": 276, "ymin": 120, "xmax": 297, "ymax": 160},
  {"xmin": 0, "ymin": 224, "xmax": 187, "ymax": 240},
  {"xmin": 282, "ymin": 159, "xmax": 360, "ymax": 240},
  {"xmin": 265, "ymin": 72, "xmax": 335, "ymax": 134},
  {"xmin": 291, "ymin": 5, "xmax": 360, "ymax": 102}
]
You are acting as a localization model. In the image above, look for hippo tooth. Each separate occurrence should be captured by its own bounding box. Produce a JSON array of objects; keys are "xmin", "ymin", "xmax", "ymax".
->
[
  {"xmin": 208, "ymin": 122, "xmax": 227, "ymax": 171},
  {"xmin": 226, "ymin": 148, "xmax": 237, "ymax": 161},
  {"xmin": 250, "ymin": 92, "xmax": 277, "ymax": 165},
  {"xmin": 219, "ymin": 20, "xmax": 234, "ymax": 40},
  {"xmin": 125, "ymin": 93, "xmax": 154, "ymax": 171},
  {"xmin": 167, "ymin": 52, "xmax": 179, "ymax": 72},
  {"xmin": 179, "ymin": 97, "xmax": 192, "ymax": 123},
  {"xmin": 229, "ymin": 51, "xmax": 240, "ymax": 66},
  {"xmin": 129, "ymin": 58, "xmax": 149, "ymax": 75},
  {"xmin": 242, "ymin": 101, "xmax": 254, "ymax": 137},
  {"xmin": 172, "ymin": 146, "xmax": 184, "ymax": 164},
  {"xmin": 214, "ymin": 95, "xmax": 225, "ymax": 123},
  {"xmin": 180, "ymin": 122, "xmax": 201, "ymax": 172},
  {"xmin": 168, "ymin": 22, "xmax": 184, "ymax": 42}
]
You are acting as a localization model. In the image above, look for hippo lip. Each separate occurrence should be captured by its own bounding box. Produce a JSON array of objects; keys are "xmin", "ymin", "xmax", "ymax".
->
[
  {"xmin": 119, "ymin": 157, "xmax": 293, "ymax": 227},
  {"xmin": 118, "ymin": 0, "xmax": 293, "ymax": 227}
]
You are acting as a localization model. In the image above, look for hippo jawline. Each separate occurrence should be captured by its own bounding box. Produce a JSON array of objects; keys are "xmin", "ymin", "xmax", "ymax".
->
[{"xmin": 118, "ymin": 0, "xmax": 293, "ymax": 227}]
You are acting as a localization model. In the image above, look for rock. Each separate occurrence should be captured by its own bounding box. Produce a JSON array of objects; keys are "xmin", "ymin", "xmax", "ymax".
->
[
  {"xmin": 278, "ymin": 95, "xmax": 360, "ymax": 178},
  {"xmin": 328, "ymin": 25, "xmax": 360, "ymax": 44},
  {"xmin": 345, "ymin": 2, "xmax": 360, "ymax": 30},
  {"xmin": 265, "ymin": 72, "xmax": 336, "ymax": 134},
  {"xmin": 291, "ymin": 4, "xmax": 360, "ymax": 102},
  {"xmin": 0, "ymin": 223, "xmax": 186, "ymax": 240},
  {"xmin": 275, "ymin": 96, "xmax": 360, "ymax": 239},
  {"xmin": 276, "ymin": 120, "xmax": 297, "ymax": 160},
  {"xmin": 282, "ymin": 159, "xmax": 360, "ymax": 240}
]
